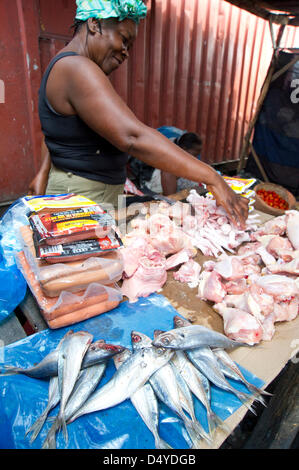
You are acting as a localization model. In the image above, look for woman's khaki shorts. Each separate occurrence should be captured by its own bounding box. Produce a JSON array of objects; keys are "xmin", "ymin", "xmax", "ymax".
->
[{"xmin": 46, "ymin": 166, "xmax": 125, "ymax": 210}]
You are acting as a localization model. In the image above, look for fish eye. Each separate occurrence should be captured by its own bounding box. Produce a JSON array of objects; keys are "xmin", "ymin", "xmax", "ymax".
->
[{"xmin": 162, "ymin": 337, "xmax": 170, "ymax": 345}]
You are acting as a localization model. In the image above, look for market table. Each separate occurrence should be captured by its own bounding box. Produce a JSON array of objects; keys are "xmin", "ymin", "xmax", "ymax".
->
[{"xmin": 0, "ymin": 192, "xmax": 298, "ymax": 449}]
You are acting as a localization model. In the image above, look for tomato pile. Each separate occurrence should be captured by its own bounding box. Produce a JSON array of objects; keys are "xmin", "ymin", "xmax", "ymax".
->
[{"xmin": 256, "ymin": 189, "xmax": 289, "ymax": 210}]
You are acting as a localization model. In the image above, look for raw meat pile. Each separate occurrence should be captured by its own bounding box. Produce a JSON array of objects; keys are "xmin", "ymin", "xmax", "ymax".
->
[
  {"xmin": 120, "ymin": 191, "xmax": 259, "ymax": 302},
  {"xmin": 196, "ymin": 210, "xmax": 299, "ymax": 345},
  {"xmin": 120, "ymin": 193, "xmax": 299, "ymax": 346}
]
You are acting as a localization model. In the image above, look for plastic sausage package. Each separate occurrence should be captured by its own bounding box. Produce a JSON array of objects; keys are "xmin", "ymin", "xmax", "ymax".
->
[
  {"xmin": 16, "ymin": 227, "xmax": 124, "ymax": 329},
  {"xmin": 13, "ymin": 194, "xmax": 126, "ymax": 329}
]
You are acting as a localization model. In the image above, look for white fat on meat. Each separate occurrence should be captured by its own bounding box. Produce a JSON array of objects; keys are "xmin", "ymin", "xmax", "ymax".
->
[
  {"xmin": 173, "ymin": 259, "xmax": 202, "ymax": 288},
  {"xmin": 286, "ymin": 210, "xmax": 299, "ymax": 250},
  {"xmin": 213, "ymin": 303, "xmax": 263, "ymax": 345}
]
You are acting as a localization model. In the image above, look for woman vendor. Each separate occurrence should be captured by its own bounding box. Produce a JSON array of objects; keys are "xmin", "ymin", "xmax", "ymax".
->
[{"xmin": 28, "ymin": 0, "xmax": 249, "ymax": 229}]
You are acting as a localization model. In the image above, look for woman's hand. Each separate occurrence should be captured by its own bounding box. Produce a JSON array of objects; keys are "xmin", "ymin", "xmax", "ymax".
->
[
  {"xmin": 206, "ymin": 176, "xmax": 249, "ymax": 230},
  {"xmin": 28, "ymin": 170, "xmax": 49, "ymax": 196}
]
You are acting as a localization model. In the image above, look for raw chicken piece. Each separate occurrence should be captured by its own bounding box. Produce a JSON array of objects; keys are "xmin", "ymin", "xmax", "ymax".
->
[
  {"xmin": 173, "ymin": 259, "xmax": 202, "ymax": 288},
  {"xmin": 237, "ymin": 242, "xmax": 262, "ymax": 256},
  {"xmin": 251, "ymin": 215, "xmax": 287, "ymax": 239},
  {"xmin": 256, "ymin": 245, "xmax": 276, "ymax": 266},
  {"xmin": 150, "ymin": 226, "xmax": 186, "ymax": 256},
  {"xmin": 223, "ymin": 278, "xmax": 248, "ymax": 295},
  {"xmin": 267, "ymin": 258, "xmax": 299, "ymax": 276},
  {"xmin": 260, "ymin": 313, "xmax": 276, "ymax": 341},
  {"xmin": 214, "ymin": 303, "xmax": 263, "ymax": 345},
  {"xmin": 273, "ymin": 298, "xmax": 298, "ymax": 322},
  {"xmin": 197, "ymin": 271, "xmax": 226, "ymax": 303},
  {"xmin": 165, "ymin": 248, "xmax": 196, "ymax": 270},
  {"xmin": 266, "ymin": 236, "xmax": 293, "ymax": 260},
  {"xmin": 253, "ymin": 274, "xmax": 298, "ymax": 302},
  {"xmin": 213, "ymin": 256, "xmax": 245, "ymax": 281},
  {"xmin": 121, "ymin": 254, "xmax": 167, "ymax": 303},
  {"xmin": 286, "ymin": 210, "xmax": 299, "ymax": 249},
  {"xmin": 247, "ymin": 284, "xmax": 275, "ymax": 321},
  {"xmin": 120, "ymin": 237, "xmax": 150, "ymax": 278}
]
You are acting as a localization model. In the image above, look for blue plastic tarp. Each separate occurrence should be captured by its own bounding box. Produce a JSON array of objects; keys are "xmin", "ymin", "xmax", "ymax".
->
[
  {"xmin": 0, "ymin": 293, "xmax": 264, "ymax": 450},
  {"xmin": 0, "ymin": 199, "xmax": 29, "ymax": 322}
]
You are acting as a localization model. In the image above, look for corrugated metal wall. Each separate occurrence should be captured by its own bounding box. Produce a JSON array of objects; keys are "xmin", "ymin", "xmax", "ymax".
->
[
  {"xmin": 110, "ymin": 0, "xmax": 299, "ymax": 164},
  {"xmin": 36, "ymin": 0, "xmax": 299, "ymax": 165},
  {"xmin": 1, "ymin": 0, "xmax": 299, "ymax": 203}
]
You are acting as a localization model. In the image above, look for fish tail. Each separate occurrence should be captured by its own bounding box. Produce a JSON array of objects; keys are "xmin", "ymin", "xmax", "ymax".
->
[
  {"xmin": 192, "ymin": 419, "xmax": 213, "ymax": 446},
  {"xmin": 41, "ymin": 420, "xmax": 59, "ymax": 450},
  {"xmin": 56, "ymin": 414, "xmax": 69, "ymax": 444},
  {"xmin": 246, "ymin": 382, "xmax": 273, "ymax": 398},
  {"xmin": 0, "ymin": 366, "xmax": 20, "ymax": 376},
  {"xmin": 154, "ymin": 434, "xmax": 173, "ymax": 450},
  {"xmin": 26, "ymin": 410, "xmax": 48, "ymax": 443},
  {"xmin": 184, "ymin": 419, "xmax": 202, "ymax": 449},
  {"xmin": 208, "ymin": 410, "xmax": 231, "ymax": 435},
  {"xmin": 235, "ymin": 391, "xmax": 257, "ymax": 415}
]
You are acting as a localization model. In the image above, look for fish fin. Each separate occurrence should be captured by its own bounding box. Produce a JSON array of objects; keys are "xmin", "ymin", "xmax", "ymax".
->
[
  {"xmin": 184, "ymin": 420, "xmax": 202, "ymax": 449},
  {"xmin": 26, "ymin": 410, "xmax": 48, "ymax": 443}
]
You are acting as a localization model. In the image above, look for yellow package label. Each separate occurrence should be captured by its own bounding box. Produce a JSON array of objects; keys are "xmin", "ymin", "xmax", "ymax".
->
[
  {"xmin": 56, "ymin": 219, "xmax": 98, "ymax": 231},
  {"xmin": 223, "ymin": 176, "xmax": 256, "ymax": 193},
  {"xmin": 23, "ymin": 194, "xmax": 96, "ymax": 212}
]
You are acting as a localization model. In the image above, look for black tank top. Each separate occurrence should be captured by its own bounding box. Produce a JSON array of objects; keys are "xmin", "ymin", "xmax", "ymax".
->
[{"xmin": 39, "ymin": 52, "xmax": 128, "ymax": 185}]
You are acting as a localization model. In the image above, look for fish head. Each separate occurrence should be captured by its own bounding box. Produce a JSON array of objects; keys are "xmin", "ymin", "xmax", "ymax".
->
[
  {"xmin": 152, "ymin": 330, "xmax": 181, "ymax": 349},
  {"xmin": 89, "ymin": 341, "xmax": 125, "ymax": 356},
  {"xmin": 173, "ymin": 315, "xmax": 191, "ymax": 328},
  {"xmin": 113, "ymin": 348, "xmax": 132, "ymax": 368},
  {"xmin": 131, "ymin": 331, "xmax": 152, "ymax": 350},
  {"xmin": 153, "ymin": 329, "xmax": 165, "ymax": 338}
]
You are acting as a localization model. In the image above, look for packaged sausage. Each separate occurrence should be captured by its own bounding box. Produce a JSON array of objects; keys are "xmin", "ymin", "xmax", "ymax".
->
[
  {"xmin": 35, "ymin": 231, "xmax": 123, "ymax": 263},
  {"xmin": 18, "ymin": 225, "xmax": 124, "ymax": 297},
  {"xmin": 16, "ymin": 250, "xmax": 123, "ymax": 328},
  {"xmin": 29, "ymin": 205, "xmax": 115, "ymax": 245}
]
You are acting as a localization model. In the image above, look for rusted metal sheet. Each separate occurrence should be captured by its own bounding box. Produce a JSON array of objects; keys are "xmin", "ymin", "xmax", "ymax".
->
[
  {"xmin": 1, "ymin": 0, "xmax": 299, "ymax": 204},
  {"xmin": 0, "ymin": 0, "xmax": 42, "ymax": 203}
]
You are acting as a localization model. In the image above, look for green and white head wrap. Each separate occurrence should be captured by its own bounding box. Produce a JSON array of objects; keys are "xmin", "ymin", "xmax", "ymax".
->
[{"xmin": 75, "ymin": 0, "xmax": 147, "ymax": 24}]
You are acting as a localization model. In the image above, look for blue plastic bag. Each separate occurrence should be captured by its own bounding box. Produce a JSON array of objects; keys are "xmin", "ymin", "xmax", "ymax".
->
[
  {"xmin": 0, "ymin": 293, "xmax": 264, "ymax": 450},
  {"xmin": 0, "ymin": 199, "xmax": 29, "ymax": 322}
]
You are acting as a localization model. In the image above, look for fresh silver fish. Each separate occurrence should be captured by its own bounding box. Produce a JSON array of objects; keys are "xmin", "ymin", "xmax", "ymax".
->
[
  {"xmin": 213, "ymin": 348, "xmax": 272, "ymax": 398},
  {"xmin": 171, "ymin": 350, "xmax": 228, "ymax": 437},
  {"xmin": 26, "ymin": 376, "xmax": 60, "ymax": 444},
  {"xmin": 114, "ymin": 348, "xmax": 173, "ymax": 450},
  {"xmin": 67, "ymin": 341, "xmax": 174, "ymax": 425},
  {"xmin": 57, "ymin": 331, "xmax": 93, "ymax": 442},
  {"xmin": 152, "ymin": 319, "xmax": 248, "ymax": 350},
  {"xmin": 171, "ymin": 318, "xmax": 229, "ymax": 435},
  {"xmin": 42, "ymin": 361, "xmax": 107, "ymax": 449},
  {"xmin": 131, "ymin": 331, "xmax": 210, "ymax": 449},
  {"xmin": 24, "ymin": 333, "xmax": 72, "ymax": 443},
  {"xmin": 186, "ymin": 346, "xmax": 264, "ymax": 414},
  {"xmin": 1, "ymin": 339, "xmax": 124, "ymax": 379}
]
